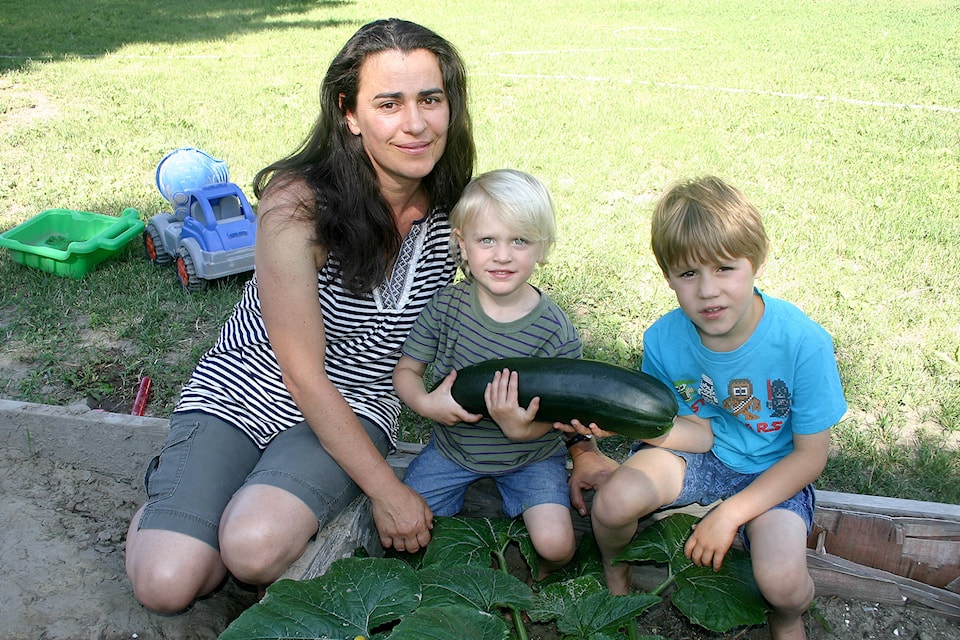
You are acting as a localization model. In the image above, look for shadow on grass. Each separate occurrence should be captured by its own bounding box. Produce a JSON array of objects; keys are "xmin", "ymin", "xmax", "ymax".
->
[{"xmin": 0, "ymin": 0, "xmax": 357, "ymax": 72}]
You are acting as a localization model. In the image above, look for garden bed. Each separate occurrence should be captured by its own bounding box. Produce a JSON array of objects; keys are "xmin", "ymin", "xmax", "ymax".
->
[{"xmin": 1, "ymin": 400, "xmax": 957, "ymax": 639}]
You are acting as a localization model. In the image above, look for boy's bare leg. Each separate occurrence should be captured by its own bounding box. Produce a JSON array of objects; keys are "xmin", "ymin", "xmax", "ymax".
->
[
  {"xmin": 746, "ymin": 509, "xmax": 814, "ymax": 640},
  {"xmin": 523, "ymin": 503, "xmax": 576, "ymax": 579},
  {"xmin": 591, "ymin": 448, "xmax": 685, "ymax": 594}
]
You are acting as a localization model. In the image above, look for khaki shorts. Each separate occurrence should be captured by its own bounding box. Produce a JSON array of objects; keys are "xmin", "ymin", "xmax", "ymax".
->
[{"xmin": 136, "ymin": 411, "xmax": 389, "ymax": 550}]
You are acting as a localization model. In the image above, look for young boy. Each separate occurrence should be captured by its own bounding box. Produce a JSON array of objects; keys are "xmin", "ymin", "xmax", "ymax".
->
[
  {"xmin": 394, "ymin": 169, "xmax": 580, "ymax": 577},
  {"xmin": 581, "ymin": 176, "xmax": 846, "ymax": 640}
]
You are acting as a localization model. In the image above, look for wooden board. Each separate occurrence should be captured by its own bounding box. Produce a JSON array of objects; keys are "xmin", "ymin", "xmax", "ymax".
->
[{"xmin": 809, "ymin": 496, "xmax": 960, "ymax": 592}]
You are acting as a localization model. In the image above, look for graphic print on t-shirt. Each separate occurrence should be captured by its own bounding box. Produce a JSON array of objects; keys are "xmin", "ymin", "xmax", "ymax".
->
[{"xmin": 722, "ymin": 378, "xmax": 761, "ymax": 420}]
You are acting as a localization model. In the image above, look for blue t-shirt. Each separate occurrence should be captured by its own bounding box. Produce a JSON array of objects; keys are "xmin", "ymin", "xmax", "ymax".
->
[{"xmin": 641, "ymin": 290, "xmax": 847, "ymax": 474}]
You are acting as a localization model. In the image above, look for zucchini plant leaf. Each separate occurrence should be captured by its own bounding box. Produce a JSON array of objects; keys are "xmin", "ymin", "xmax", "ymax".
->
[
  {"xmin": 387, "ymin": 604, "xmax": 512, "ymax": 640},
  {"xmin": 670, "ymin": 549, "xmax": 767, "ymax": 632},
  {"xmin": 418, "ymin": 564, "xmax": 534, "ymax": 612},
  {"xmin": 616, "ymin": 513, "xmax": 698, "ymax": 567},
  {"xmin": 528, "ymin": 574, "xmax": 607, "ymax": 622},
  {"xmin": 219, "ymin": 557, "xmax": 420, "ymax": 640},
  {"xmin": 531, "ymin": 575, "xmax": 659, "ymax": 637},
  {"xmin": 553, "ymin": 590, "xmax": 661, "ymax": 638},
  {"xmin": 616, "ymin": 513, "xmax": 768, "ymax": 633},
  {"xmin": 422, "ymin": 516, "xmax": 531, "ymax": 570}
]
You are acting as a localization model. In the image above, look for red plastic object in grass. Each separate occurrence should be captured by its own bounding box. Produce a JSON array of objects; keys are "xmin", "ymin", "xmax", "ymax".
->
[{"xmin": 132, "ymin": 377, "xmax": 151, "ymax": 416}]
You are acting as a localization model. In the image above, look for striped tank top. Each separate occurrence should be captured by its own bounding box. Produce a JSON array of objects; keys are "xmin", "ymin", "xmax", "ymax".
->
[{"xmin": 174, "ymin": 209, "xmax": 456, "ymax": 449}]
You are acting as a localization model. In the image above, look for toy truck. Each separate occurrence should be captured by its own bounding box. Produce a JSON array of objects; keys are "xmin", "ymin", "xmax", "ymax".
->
[{"xmin": 144, "ymin": 182, "xmax": 257, "ymax": 291}]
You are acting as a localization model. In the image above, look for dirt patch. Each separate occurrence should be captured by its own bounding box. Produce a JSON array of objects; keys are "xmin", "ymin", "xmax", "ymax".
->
[
  {"xmin": 1, "ymin": 441, "xmax": 957, "ymax": 640},
  {"xmin": 0, "ymin": 446, "xmax": 257, "ymax": 640},
  {"xmin": 0, "ymin": 83, "xmax": 59, "ymax": 135}
]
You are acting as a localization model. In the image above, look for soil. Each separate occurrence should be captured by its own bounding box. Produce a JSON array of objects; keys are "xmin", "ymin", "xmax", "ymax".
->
[{"xmin": 1, "ymin": 443, "xmax": 958, "ymax": 639}]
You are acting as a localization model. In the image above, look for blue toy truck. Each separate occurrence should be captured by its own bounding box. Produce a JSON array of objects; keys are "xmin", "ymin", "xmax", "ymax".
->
[
  {"xmin": 144, "ymin": 182, "xmax": 257, "ymax": 291},
  {"xmin": 144, "ymin": 148, "xmax": 257, "ymax": 291}
]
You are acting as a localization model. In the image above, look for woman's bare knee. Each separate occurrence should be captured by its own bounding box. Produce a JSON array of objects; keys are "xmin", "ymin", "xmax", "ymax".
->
[
  {"xmin": 219, "ymin": 485, "xmax": 318, "ymax": 584},
  {"xmin": 125, "ymin": 508, "xmax": 226, "ymax": 614},
  {"xmin": 127, "ymin": 539, "xmax": 225, "ymax": 613}
]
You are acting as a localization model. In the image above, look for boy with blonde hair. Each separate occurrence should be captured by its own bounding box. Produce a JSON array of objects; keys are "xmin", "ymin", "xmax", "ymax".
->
[{"xmin": 395, "ymin": 169, "xmax": 580, "ymax": 577}]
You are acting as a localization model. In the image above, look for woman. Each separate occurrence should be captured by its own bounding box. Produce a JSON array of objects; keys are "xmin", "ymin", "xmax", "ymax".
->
[{"xmin": 125, "ymin": 18, "xmax": 475, "ymax": 613}]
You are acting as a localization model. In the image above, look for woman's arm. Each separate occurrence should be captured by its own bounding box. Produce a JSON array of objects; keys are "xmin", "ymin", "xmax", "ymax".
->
[{"xmin": 256, "ymin": 182, "xmax": 433, "ymax": 553}]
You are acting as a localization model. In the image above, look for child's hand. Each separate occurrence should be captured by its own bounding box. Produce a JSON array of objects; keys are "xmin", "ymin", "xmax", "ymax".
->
[
  {"xmin": 683, "ymin": 506, "xmax": 739, "ymax": 571},
  {"xmin": 484, "ymin": 368, "xmax": 541, "ymax": 440},
  {"xmin": 554, "ymin": 418, "xmax": 616, "ymax": 439},
  {"xmin": 427, "ymin": 369, "xmax": 484, "ymax": 426}
]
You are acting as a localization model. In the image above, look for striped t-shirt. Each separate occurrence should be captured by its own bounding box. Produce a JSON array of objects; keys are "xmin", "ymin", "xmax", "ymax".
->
[
  {"xmin": 401, "ymin": 279, "xmax": 582, "ymax": 473},
  {"xmin": 175, "ymin": 210, "xmax": 457, "ymax": 449}
]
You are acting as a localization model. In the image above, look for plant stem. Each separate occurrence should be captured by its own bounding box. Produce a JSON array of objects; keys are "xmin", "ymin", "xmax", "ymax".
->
[
  {"xmin": 651, "ymin": 571, "xmax": 676, "ymax": 597},
  {"xmin": 494, "ymin": 546, "xmax": 530, "ymax": 640}
]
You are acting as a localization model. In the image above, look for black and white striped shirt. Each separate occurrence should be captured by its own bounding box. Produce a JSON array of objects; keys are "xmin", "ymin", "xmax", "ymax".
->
[{"xmin": 175, "ymin": 210, "xmax": 456, "ymax": 449}]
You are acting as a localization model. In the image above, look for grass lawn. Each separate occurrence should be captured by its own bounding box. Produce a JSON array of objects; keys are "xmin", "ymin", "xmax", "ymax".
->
[{"xmin": 1, "ymin": 0, "xmax": 958, "ymax": 503}]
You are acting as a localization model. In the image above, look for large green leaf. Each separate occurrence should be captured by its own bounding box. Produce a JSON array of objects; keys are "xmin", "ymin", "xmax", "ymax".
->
[
  {"xmin": 616, "ymin": 513, "xmax": 698, "ymax": 568},
  {"xmin": 553, "ymin": 590, "xmax": 660, "ymax": 638},
  {"xmin": 387, "ymin": 604, "xmax": 512, "ymax": 640},
  {"xmin": 421, "ymin": 516, "xmax": 531, "ymax": 570},
  {"xmin": 530, "ymin": 575, "xmax": 658, "ymax": 637},
  {"xmin": 528, "ymin": 575, "xmax": 607, "ymax": 623},
  {"xmin": 218, "ymin": 557, "xmax": 420, "ymax": 640},
  {"xmin": 418, "ymin": 564, "xmax": 534, "ymax": 612},
  {"xmin": 670, "ymin": 550, "xmax": 767, "ymax": 632},
  {"xmin": 615, "ymin": 513, "xmax": 768, "ymax": 633}
]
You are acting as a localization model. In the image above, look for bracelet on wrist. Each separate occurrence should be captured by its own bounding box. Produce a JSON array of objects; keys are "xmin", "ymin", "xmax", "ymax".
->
[{"xmin": 565, "ymin": 433, "xmax": 593, "ymax": 449}]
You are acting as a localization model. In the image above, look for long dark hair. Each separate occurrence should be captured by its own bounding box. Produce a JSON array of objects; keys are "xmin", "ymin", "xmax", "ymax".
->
[{"xmin": 253, "ymin": 19, "xmax": 475, "ymax": 293}]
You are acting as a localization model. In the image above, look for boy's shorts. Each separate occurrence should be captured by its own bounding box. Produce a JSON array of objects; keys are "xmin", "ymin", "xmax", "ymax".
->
[
  {"xmin": 136, "ymin": 411, "xmax": 390, "ymax": 550},
  {"xmin": 403, "ymin": 439, "xmax": 570, "ymax": 518},
  {"xmin": 633, "ymin": 445, "xmax": 815, "ymax": 548}
]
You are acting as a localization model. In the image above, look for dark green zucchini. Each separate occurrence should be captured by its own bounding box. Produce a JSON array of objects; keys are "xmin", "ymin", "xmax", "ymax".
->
[{"xmin": 449, "ymin": 357, "xmax": 678, "ymax": 440}]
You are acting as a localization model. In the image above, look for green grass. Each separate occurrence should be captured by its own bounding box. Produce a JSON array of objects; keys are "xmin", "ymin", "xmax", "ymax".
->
[{"xmin": 2, "ymin": 0, "xmax": 958, "ymax": 504}]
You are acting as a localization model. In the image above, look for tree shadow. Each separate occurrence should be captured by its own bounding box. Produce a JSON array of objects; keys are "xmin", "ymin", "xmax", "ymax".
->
[{"xmin": 0, "ymin": 0, "xmax": 357, "ymax": 72}]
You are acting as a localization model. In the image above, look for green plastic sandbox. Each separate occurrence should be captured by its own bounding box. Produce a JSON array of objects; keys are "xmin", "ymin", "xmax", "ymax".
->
[{"xmin": 0, "ymin": 207, "xmax": 144, "ymax": 279}]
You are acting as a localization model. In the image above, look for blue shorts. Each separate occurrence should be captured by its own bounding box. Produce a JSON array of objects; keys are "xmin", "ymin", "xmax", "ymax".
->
[
  {"xmin": 634, "ymin": 446, "xmax": 815, "ymax": 548},
  {"xmin": 403, "ymin": 439, "xmax": 571, "ymax": 518},
  {"xmin": 136, "ymin": 411, "xmax": 390, "ymax": 550}
]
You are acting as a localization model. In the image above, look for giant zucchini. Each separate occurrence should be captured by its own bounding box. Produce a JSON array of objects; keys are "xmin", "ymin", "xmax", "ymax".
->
[{"xmin": 449, "ymin": 357, "xmax": 678, "ymax": 440}]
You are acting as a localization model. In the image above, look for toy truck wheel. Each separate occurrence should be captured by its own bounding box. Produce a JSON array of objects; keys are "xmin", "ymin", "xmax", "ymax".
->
[
  {"xmin": 176, "ymin": 248, "xmax": 205, "ymax": 292},
  {"xmin": 144, "ymin": 223, "xmax": 171, "ymax": 265}
]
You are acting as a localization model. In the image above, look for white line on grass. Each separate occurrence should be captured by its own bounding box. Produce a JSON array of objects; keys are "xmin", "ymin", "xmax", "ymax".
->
[{"xmin": 491, "ymin": 72, "xmax": 960, "ymax": 114}]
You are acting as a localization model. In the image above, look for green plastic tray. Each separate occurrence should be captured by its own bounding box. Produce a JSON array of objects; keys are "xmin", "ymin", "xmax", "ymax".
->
[{"xmin": 0, "ymin": 207, "xmax": 144, "ymax": 279}]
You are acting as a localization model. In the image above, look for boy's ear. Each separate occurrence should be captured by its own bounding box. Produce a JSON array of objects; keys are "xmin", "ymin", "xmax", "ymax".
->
[{"xmin": 754, "ymin": 260, "xmax": 767, "ymax": 278}]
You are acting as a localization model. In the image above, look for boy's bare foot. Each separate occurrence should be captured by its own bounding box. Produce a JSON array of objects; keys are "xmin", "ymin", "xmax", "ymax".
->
[
  {"xmin": 602, "ymin": 563, "xmax": 632, "ymax": 595},
  {"xmin": 768, "ymin": 610, "xmax": 807, "ymax": 640}
]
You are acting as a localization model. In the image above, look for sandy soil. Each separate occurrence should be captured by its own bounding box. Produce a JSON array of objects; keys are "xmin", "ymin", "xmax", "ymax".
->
[{"xmin": 1, "ymin": 444, "xmax": 957, "ymax": 640}]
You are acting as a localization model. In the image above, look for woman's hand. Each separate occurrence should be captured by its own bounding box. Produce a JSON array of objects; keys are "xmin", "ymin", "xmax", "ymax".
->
[
  {"xmin": 567, "ymin": 439, "xmax": 619, "ymax": 516},
  {"xmin": 370, "ymin": 482, "xmax": 434, "ymax": 554},
  {"xmin": 554, "ymin": 418, "xmax": 617, "ymax": 439}
]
